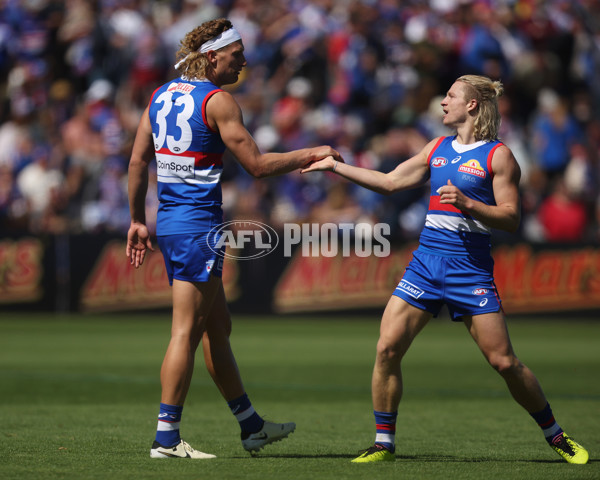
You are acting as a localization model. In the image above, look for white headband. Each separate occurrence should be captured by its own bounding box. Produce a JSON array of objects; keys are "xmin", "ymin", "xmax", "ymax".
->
[
  {"xmin": 174, "ymin": 27, "xmax": 242, "ymax": 70},
  {"xmin": 200, "ymin": 27, "xmax": 241, "ymax": 53}
]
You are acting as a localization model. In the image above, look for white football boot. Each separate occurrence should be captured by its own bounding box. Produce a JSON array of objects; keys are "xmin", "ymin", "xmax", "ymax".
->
[
  {"xmin": 150, "ymin": 439, "xmax": 216, "ymax": 459},
  {"xmin": 241, "ymin": 420, "xmax": 296, "ymax": 453}
]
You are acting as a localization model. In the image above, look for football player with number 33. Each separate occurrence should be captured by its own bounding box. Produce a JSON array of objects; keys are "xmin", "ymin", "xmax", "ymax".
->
[{"xmin": 127, "ymin": 18, "xmax": 341, "ymax": 459}]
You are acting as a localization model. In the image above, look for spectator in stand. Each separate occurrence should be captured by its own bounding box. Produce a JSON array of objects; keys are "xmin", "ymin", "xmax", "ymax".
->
[
  {"xmin": 16, "ymin": 144, "xmax": 67, "ymax": 233},
  {"xmin": 530, "ymin": 89, "xmax": 583, "ymax": 182},
  {"xmin": 537, "ymin": 177, "xmax": 588, "ymax": 243},
  {"xmin": 458, "ymin": 2, "xmax": 509, "ymax": 79},
  {"xmin": 0, "ymin": 164, "xmax": 27, "ymax": 230}
]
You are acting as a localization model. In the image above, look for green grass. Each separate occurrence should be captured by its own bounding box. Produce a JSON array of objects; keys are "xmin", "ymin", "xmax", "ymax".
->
[{"xmin": 0, "ymin": 313, "xmax": 598, "ymax": 479}]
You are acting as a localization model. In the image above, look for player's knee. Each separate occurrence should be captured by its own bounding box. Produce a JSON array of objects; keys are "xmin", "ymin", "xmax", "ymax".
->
[
  {"xmin": 376, "ymin": 337, "xmax": 402, "ymax": 364},
  {"xmin": 489, "ymin": 353, "xmax": 520, "ymax": 376}
]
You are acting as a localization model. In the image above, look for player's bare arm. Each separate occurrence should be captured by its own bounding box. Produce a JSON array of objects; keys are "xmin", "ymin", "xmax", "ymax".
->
[
  {"xmin": 126, "ymin": 106, "xmax": 155, "ymax": 267},
  {"xmin": 207, "ymin": 91, "xmax": 340, "ymax": 177},
  {"xmin": 301, "ymin": 137, "xmax": 440, "ymax": 195},
  {"xmin": 438, "ymin": 145, "xmax": 521, "ymax": 232}
]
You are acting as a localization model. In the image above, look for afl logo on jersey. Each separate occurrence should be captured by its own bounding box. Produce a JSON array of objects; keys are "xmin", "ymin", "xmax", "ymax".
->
[
  {"xmin": 472, "ymin": 288, "xmax": 489, "ymax": 295},
  {"xmin": 431, "ymin": 157, "xmax": 447, "ymax": 168},
  {"xmin": 458, "ymin": 159, "xmax": 486, "ymax": 178}
]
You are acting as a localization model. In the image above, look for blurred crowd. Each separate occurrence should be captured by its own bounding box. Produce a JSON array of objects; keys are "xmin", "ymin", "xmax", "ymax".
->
[{"xmin": 0, "ymin": 0, "xmax": 599, "ymax": 244}]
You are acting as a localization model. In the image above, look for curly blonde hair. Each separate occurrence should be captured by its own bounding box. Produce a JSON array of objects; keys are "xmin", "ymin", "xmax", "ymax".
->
[
  {"xmin": 174, "ymin": 18, "xmax": 234, "ymax": 78},
  {"xmin": 457, "ymin": 75, "xmax": 504, "ymax": 141}
]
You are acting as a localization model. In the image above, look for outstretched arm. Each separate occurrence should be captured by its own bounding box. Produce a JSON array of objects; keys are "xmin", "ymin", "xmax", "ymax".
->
[
  {"xmin": 206, "ymin": 91, "xmax": 341, "ymax": 178},
  {"xmin": 126, "ymin": 106, "xmax": 155, "ymax": 268},
  {"xmin": 437, "ymin": 145, "xmax": 521, "ymax": 232},
  {"xmin": 300, "ymin": 137, "xmax": 442, "ymax": 195}
]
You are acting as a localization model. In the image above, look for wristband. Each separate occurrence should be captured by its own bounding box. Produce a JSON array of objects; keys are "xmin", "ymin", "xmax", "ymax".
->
[{"xmin": 332, "ymin": 160, "xmax": 338, "ymax": 172}]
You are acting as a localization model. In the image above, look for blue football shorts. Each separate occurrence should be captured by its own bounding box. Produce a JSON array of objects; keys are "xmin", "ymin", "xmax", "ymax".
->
[
  {"xmin": 392, "ymin": 249, "xmax": 503, "ymax": 321},
  {"xmin": 157, "ymin": 232, "xmax": 224, "ymax": 285}
]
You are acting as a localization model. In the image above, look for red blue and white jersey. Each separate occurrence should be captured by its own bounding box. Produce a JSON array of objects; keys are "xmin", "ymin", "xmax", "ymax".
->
[
  {"xmin": 148, "ymin": 78, "xmax": 225, "ymax": 235},
  {"xmin": 419, "ymin": 136, "xmax": 503, "ymax": 257}
]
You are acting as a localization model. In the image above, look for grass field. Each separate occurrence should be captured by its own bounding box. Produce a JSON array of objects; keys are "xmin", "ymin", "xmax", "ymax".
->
[{"xmin": 1, "ymin": 312, "xmax": 598, "ymax": 479}]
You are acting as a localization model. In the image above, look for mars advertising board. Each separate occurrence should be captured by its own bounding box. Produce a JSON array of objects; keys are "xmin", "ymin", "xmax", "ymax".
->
[
  {"xmin": 273, "ymin": 244, "xmax": 415, "ymax": 312},
  {"xmin": 1, "ymin": 235, "xmax": 598, "ymax": 315},
  {"xmin": 0, "ymin": 238, "xmax": 43, "ymax": 304},
  {"xmin": 492, "ymin": 245, "xmax": 600, "ymax": 312},
  {"xmin": 79, "ymin": 241, "xmax": 239, "ymax": 312}
]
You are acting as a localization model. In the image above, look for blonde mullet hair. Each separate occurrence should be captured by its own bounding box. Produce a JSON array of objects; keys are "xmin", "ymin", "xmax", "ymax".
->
[
  {"xmin": 457, "ymin": 75, "xmax": 503, "ymax": 141},
  {"xmin": 175, "ymin": 18, "xmax": 234, "ymax": 78}
]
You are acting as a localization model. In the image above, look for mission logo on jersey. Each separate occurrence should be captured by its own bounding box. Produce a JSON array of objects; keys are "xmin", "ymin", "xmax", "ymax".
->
[{"xmin": 458, "ymin": 159, "xmax": 486, "ymax": 178}]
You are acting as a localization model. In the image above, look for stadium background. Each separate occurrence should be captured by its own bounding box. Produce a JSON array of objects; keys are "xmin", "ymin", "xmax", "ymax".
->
[{"xmin": 1, "ymin": 0, "xmax": 599, "ymax": 315}]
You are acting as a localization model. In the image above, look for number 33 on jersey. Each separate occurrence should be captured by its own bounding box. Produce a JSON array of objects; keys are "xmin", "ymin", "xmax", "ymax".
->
[{"xmin": 148, "ymin": 79, "xmax": 227, "ymax": 235}]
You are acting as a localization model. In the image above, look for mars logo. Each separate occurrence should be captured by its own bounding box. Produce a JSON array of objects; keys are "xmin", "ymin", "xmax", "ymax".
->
[
  {"xmin": 472, "ymin": 288, "xmax": 489, "ymax": 295},
  {"xmin": 458, "ymin": 159, "xmax": 486, "ymax": 178},
  {"xmin": 431, "ymin": 157, "xmax": 447, "ymax": 167},
  {"xmin": 208, "ymin": 221, "xmax": 279, "ymax": 260}
]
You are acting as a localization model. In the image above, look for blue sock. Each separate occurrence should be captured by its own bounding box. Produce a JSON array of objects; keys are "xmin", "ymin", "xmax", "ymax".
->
[
  {"xmin": 530, "ymin": 403, "xmax": 563, "ymax": 444},
  {"xmin": 227, "ymin": 393, "xmax": 264, "ymax": 434},
  {"xmin": 374, "ymin": 410, "xmax": 397, "ymax": 453},
  {"xmin": 155, "ymin": 403, "xmax": 183, "ymax": 447}
]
